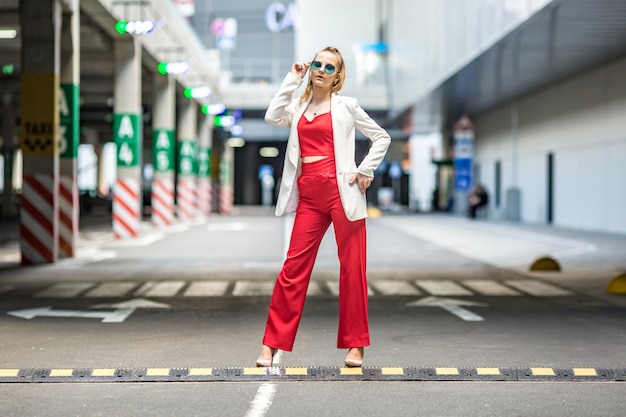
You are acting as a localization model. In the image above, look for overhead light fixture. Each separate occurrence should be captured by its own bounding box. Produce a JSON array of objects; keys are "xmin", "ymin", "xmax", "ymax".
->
[
  {"xmin": 201, "ymin": 103, "xmax": 226, "ymax": 115},
  {"xmin": 226, "ymin": 137, "xmax": 245, "ymax": 148},
  {"xmin": 115, "ymin": 20, "xmax": 155, "ymax": 35},
  {"xmin": 259, "ymin": 147, "xmax": 279, "ymax": 158},
  {"xmin": 214, "ymin": 115, "xmax": 235, "ymax": 128},
  {"xmin": 0, "ymin": 29, "xmax": 17, "ymax": 39},
  {"xmin": 157, "ymin": 61, "xmax": 189, "ymax": 75},
  {"xmin": 184, "ymin": 86, "xmax": 212, "ymax": 99}
]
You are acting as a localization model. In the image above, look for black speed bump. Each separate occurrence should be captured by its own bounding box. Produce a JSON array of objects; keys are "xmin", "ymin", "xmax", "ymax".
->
[{"xmin": 1, "ymin": 366, "xmax": 624, "ymax": 383}]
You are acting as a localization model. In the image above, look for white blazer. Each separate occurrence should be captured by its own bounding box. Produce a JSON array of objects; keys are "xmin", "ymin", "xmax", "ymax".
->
[{"xmin": 265, "ymin": 72, "xmax": 391, "ymax": 221}]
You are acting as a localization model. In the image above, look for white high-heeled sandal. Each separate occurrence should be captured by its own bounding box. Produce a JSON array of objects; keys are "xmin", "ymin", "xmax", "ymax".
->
[
  {"xmin": 256, "ymin": 347, "xmax": 277, "ymax": 367},
  {"xmin": 344, "ymin": 347, "xmax": 364, "ymax": 367}
]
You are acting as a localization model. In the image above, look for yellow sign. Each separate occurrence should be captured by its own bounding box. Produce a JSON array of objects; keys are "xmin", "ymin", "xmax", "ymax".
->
[{"xmin": 20, "ymin": 72, "xmax": 59, "ymax": 156}]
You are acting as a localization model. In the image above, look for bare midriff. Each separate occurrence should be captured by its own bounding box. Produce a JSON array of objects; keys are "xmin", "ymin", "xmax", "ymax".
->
[{"xmin": 301, "ymin": 155, "xmax": 329, "ymax": 163}]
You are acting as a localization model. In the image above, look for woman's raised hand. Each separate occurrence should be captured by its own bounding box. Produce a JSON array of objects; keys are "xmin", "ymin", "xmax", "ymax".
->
[{"xmin": 291, "ymin": 61, "xmax": 311, "ymax": 79}]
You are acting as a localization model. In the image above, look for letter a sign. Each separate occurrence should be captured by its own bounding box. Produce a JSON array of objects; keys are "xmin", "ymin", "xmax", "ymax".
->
[{"xmin": 114, "ymin": 113, "xmax": 141, "ymax": 167}]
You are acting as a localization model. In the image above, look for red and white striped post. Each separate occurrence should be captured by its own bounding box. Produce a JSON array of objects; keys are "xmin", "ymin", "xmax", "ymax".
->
[
  {"xmin": 219, "ymin": 145, "xmax": 234, "ymax": 214},
  {"xmin": 58, "ymin": 176, "xmax": 78, "ymax": 256},
  {"xmin": 151, "ymin": 76, "xmax": 176, "ymax": 227},
  {"xmin": 176, "ymin": 176, "xmax": 196, "ymax": 220},
  {"xmin": 113, "ymin": 177, "xmax": 140, "ymax": 238},
  {"xmin": 20, "ymin": 174, "xmax": 58, "ymax": 264},
  {"xmin": 151, "ymin": 178, "xmax": 174, "ymax": 226}
]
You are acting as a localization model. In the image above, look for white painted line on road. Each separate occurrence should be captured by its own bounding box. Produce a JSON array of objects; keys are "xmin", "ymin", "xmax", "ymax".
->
[
  {"xmin": 183, "ymin": 281, "xmax": 230, "ymax": 297},
  {"xmin": 462, "ymin": 280, "xmax": 522, "ymax": 296},
  {"xmin": 7, "ymin": 306, "xmax": 135, "ymax": 323},
  {"xmin": 505, "ymin": 280, "xmax": 572, "ymax": 296},
  {"xmin": 134, "ymin": 281, "xmax": 186, "ymax": 297},
  {"xmin": 326, "ymin": 281, "xmax": 374, "ymax": 297},
  {"xmin": 244, "ymin": 349, "xmax": 282, "ymax": 417},
  {"xmin": 245, "ymin": 383, "xmax": 277, "ymax": 417},
  {"xmin": 206, "ymin": 222, "xmax": 248, "ymax": 231},
  {"xmin": 108, "ymin": 232, "xmax": 164, "ymax": 247},
  {"xmin": 371, "ymin": 280, "xmax": 422, "ymax": 296},
  {"xmin": 233, "ymin": 281, "xmax": 275, "ymax": 296},
  {"xmin": 84, "ymin": 282, "xmax": 137, "ymax": 298},
  {"xmin": 406, "ymin": 296, "xmax": 487, "ymax": 321},
  {"xmin": 415, "ymin": 280, "xmax": 474, "ymax": 296},
  {"xmin": 242, "ymin": 261, "xmax": 282, "ymax": 269},
  {"xmin": 35, "ymin": 282, "xmax": 95, "ymax": 298},
  {"xmin": 306, "ymin": 281, "xmax": 323, "ymax": 296}
]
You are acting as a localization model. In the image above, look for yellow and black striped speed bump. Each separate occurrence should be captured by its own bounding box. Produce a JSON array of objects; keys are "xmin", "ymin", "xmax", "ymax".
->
[{"xmin": 0, "ymin": 367, "xmax": 624, "ymax": 383}]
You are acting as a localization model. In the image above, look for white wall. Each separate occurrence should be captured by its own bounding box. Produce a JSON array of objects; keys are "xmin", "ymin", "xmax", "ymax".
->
[
  {"xmin": 474, "ymin": 55, "xmax": 626, "ymax": 234},
  {"xmin": 295, "ymin": 0, "xmax": 379, "ymax": 85},
  {"xmin": 409, "ymin": 131, "xmax": 443, "ymax": 211}
]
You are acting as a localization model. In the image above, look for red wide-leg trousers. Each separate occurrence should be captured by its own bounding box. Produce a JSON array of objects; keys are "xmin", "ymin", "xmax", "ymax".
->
[{"xmin": 263, "ymin": 157, "xmax": 370, "ymax": 351}]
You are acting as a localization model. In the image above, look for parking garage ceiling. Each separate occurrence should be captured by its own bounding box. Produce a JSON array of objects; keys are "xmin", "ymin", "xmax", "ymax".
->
[
  {"xmin": 2, "ymin": 0, "xmax": 626, "ymax": 140},
  {"xmin": 439, "ymin": 0, "xmax": 626, "ymax": 124}
]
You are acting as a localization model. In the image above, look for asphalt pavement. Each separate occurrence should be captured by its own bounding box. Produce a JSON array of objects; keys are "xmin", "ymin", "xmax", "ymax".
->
[{"xmin": 0, "ymin": 208, "xmax": 625, "ymax": 417}]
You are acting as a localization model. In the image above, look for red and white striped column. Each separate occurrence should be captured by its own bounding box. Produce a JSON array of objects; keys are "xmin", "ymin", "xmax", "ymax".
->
[
  {"xmin": 151, "ymin": 178, "xmax": 174, "ymax": 227},
  {"xmin": 58, "ymin": 176, "xmax": 78, "ymax": 257},
  {"xmin": 197, "ymin": 178, "xmax": 212, "ymax": 215},
  {"xmin": 20, "ymin": 174, "xmax": 58, "ymax": 265},
  {"xmin": 113, "ymin": 177, "xmax": 140, "ymax": 238},
  {"xmin": 112, "ymin": 37, "xmax": 142, "ymax": 239},
  {"xmin": 19, "ymin": 1, "xmax": 62, "ymax": 265},
  {"xmin": 219, "ymin": 145, "xmax": 234, "ymax": 214},
  {"xmin": 219, "ymin": 184, "xmax": 234, "ymax": 214},
  {"xmin": 176, "ymin": 177, "xmax": 196, "ymax": 220}
]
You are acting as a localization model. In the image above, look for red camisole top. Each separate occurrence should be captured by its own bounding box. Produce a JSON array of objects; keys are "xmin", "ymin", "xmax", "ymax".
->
[{"xmin": 297, "ymin": 112, "xmax": 334, "ymax": 157}]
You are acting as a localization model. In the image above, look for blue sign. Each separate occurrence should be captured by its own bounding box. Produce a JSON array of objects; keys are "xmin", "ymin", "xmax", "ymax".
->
[
  {"xmin": 388, "ymin": 161, "xmax": 402, "ymax": 179},
  {"xmin": 258, "ymin": 164, "xmax": 274, "ymax": 181},
  {"xmin": 454, "ymin": 159, "xmax": 472, "ymax": 191}
]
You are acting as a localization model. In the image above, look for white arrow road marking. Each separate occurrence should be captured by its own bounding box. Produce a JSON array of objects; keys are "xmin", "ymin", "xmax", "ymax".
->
[
  {"xmin": 7, "ymin": 298, "xmax": 171, "ymax": 323},
  {"xmin": 406, "ymin": 296, "xmax": 488, "ymax": 321},
  {"xmin": 91, "ymin": 298, "xmax": 171, "ymax": 309},
  {"xmin": 6, "ymin": 307, "xmax": 136, "ymax": 323}
]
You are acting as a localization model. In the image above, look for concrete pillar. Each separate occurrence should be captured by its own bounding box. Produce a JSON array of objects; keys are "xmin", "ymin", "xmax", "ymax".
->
[
  {"xmin": 176, "ymin": 101, "xmax": 198, "ymax": 221},
  {"xmin": 19, "ymin": 0, "xmax": 61, "ymax": 264},
  {"xmin": 1, "ymin": 92, "xmax": 18, "ymax": 219},
  {"xmin": 58, "ymin": 0, "xmax": 80, "ymax": 257},
  {"xmin": 151, "ymin": 75, "xmax": 176, "ymax": 227},
  {"xmin": 197, "ymin": 115, "xmax": 213, "ymax": 216},
  {"xmin": 112, "ymin": 37, "xmax": 142, "ymax": 238}
]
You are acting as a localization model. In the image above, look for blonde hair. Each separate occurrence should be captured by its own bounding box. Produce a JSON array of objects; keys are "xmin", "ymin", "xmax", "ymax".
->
[{"xmin": 298, "ymin": 46, "xmax": 345, "ymax": 107}]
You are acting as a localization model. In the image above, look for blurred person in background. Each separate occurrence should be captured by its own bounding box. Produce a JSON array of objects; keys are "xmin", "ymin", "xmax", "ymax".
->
[
  {"xmin": 256, "ymin": 46, "xmax": 391, "ymax": 368},
  {"xmin": 468, "ymin": 184, "xmax": 489, "ymax": 219}
]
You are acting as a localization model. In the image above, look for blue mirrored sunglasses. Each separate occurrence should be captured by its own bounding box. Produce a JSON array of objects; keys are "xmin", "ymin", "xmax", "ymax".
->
[{"xmin": 310, "ymin": 60, "xmax": 336, "ymax": 75}]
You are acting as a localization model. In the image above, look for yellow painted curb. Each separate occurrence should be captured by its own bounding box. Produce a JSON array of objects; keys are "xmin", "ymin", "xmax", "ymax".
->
[
  {"xmin": 529, "ymin": 256, "xmax": 561, "ymax": 272},
  {"xmin": 367, "ymin": 207, "xmax": 382, "ymax": 218},
  {"xmin": 606, "ymin": 273, "xmax": 626, "ymax": 295}
]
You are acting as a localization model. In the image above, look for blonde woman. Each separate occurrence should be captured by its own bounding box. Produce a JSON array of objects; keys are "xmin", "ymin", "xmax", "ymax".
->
[{"xmin": 257, "ymin": 46, "xmax": 391, "ymax": 368}]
